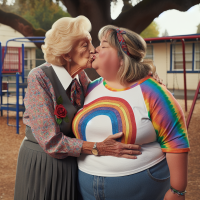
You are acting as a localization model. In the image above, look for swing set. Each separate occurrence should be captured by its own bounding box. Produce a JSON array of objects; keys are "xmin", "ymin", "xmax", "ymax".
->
[{"xmin": 145, "ymin": 34, "xmax": 200, "ymax": 129}]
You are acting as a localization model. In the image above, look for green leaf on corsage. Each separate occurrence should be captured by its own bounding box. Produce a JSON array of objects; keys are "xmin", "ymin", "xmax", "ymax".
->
[
  {"xmin": 64, "ymin": 116, "xmax": 69, "ymax": 123},
  {"xmin": 56, "ymin": 118, "xmax": 62, "ymax": 125},
  {"xmin": 57, "ymin": 95, "xmax": 63, "ymax": 105}
]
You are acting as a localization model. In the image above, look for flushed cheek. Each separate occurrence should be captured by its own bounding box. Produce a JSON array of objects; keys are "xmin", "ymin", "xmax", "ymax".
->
[{"xmin": 99, "ymin": 52, "xmax": 119, "ymax": 71}]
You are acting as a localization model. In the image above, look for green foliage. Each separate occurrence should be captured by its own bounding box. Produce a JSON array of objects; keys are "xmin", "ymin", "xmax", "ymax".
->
[
  {"xmin": 21, "ymin": 1, "xmax": 70, "ymax": 31},
  {"xmin": 1, "ymin": 0, "xmax": 70, "ymax": 31},
  {"xmin": 57, "ymin": 96, "xmax": 63, "ymax": 105},
  {"xmin": 140, "ymin": 21, "xmax": 159, "ymax": 38},
  {"xmin": 56, "ymin": 117, "xmax": 62, "ymax": 125}
]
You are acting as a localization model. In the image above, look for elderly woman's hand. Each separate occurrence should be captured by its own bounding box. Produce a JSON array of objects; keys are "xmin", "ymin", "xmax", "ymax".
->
[
  {"xmin": 97, "ymin": 132, "xmax": 141, "ymax": 159},
  {"xmin": 148, "ymin": 65, "xmax": 163, "ymax": 85},
  {"xmin": 148, "ymin": 71, "xmax": 163, "ymax": 85}
]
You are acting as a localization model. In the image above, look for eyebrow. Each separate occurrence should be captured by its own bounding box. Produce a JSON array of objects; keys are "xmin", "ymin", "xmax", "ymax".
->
[
  {"xmin": 80, "ymin": 39, "xmax": 88, "ymax": 46},
  {"xmin": 102, "ymin": 40, "xmax": 108, "ymax": 43}
]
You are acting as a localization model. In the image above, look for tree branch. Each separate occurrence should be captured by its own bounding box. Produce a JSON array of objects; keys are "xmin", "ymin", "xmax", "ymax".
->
[
  {"xmin": 113, "ymin": 0, "xmax": 200, "ymax": 34},
  {"xmin": 61, "ymin": 0, "xmax": 80, "ymax": 17},
  {"xmin": 62, "ymin": 0, "xmax": 111, "ymax": 47},
  {"xmin": 0, "ymin": 9, "xmax": 46, "ymax": 48},
  {"xmin": 78, "ymin": 0, "xmax": 111, "ymax": 46}
]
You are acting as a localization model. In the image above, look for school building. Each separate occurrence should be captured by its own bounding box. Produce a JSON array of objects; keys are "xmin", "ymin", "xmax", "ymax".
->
[{"xmin": 144, "ymin": 34, "xmax": 200, "ymax": 91}]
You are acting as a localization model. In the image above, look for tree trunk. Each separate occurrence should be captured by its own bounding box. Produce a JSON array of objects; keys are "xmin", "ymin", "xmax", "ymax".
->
[
  {"xmin": 0, "ymin": 9, "xmax": 46, "ymax": 49},
  {"xmin": 1, "ymin": 0, "xmax": 200, "ymax": 79}
]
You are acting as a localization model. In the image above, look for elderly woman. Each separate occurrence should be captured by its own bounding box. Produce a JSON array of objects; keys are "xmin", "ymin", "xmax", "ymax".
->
[
  {"xmin": 14, "ymin": 17, "xmax": 142, "ymax": 200},
  {"xmin": 72, "ymin": 25, "xmax": 190, "ymax": 200}
]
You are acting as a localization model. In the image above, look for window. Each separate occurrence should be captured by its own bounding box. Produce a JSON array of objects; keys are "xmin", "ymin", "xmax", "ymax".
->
[
  {"xmin": 195, "ymin": 43, "xmax": 200, "ymax": 70},
  {"xmin": 24, "ymin": 49, "xmax": 31, "ymax": 70},
  {"xmin": 145, "ymin": 45, "xmax": 153, "ymax": 60},
  {"xmin": 169, "ymin": 42, "xmax": 200, "ymax": 73},
  {"xmin": 172, "ymin": 43, "xmax": 193, "ymax": 70}
]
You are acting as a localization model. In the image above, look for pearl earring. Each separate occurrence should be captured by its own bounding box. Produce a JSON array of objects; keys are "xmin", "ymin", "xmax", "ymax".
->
[{"xmin": 69, "ymin": 58, "xmax": 71, "ymax": 62}]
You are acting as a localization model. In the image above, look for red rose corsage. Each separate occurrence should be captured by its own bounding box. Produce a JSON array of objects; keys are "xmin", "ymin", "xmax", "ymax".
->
[{"xmin": 54, "ymin": 96, "xmax": 69, "ymax": 125}]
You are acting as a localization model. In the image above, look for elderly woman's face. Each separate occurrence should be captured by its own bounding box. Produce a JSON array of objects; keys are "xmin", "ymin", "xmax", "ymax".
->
[
  {"xmin": 92, "ymin": 34, "xmax": 121, "ymax": 80},
  {"xmin": 69, "ymin": 34, "xmax": 95, "ymax": 69}
]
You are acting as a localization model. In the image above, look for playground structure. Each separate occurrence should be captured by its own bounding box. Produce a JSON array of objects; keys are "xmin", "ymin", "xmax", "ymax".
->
[
  {"xmin": 0, "ymin": 37, "xmax": 45, "ymax": 134},
  {"xmin": 0, "ymin": 35, "xmax": 200, "ymax": 133}
]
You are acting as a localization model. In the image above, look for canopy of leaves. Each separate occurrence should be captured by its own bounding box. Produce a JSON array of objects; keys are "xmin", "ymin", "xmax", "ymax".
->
[
  {"xmin": 1, "ymin": 0, "xmax": 70, "ymax": 31},
  {"xmin": 140, "ymin": 21, "xmax": 159, "ymax": 38},
  {"xmin": 21, "ymin": 1, "xmax": 70, "ymax": 31}
]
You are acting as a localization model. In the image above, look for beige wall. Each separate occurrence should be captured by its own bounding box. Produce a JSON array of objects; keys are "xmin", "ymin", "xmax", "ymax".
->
[
  {"xmin": 151, "ymin": 42, "xmax": 200, "ymax": 90},
  {"xmin": 0, "ymin": 23, "xmax": 36, "ymax": 69},
  {"xmin": 0, "ymin": 23, "xmax": 36, "ymax": 47}
]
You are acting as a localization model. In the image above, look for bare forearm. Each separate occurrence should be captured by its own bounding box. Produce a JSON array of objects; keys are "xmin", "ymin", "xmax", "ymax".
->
[{"xmin": 166, "ymin": 153, "xmax": 188, "ymax": 191}]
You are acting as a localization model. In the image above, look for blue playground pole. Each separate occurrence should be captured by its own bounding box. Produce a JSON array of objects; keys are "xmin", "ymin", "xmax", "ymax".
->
[
  {"xmin": 22, "ymin": 43, "xmax": 24, "ymax": 83},
  {"xmin": 0, "ymin": 42, "xmax": 2, "ymax": 116},
  {"xmin": 0, "ymin": 42, "xmax": 2, "ymax": 79},
  {"xmin": 16, "ymin": 72, "xmax": 19, "ymax": 134},
  {"xmin": 21, "ymin": 44, "xmax": 25, "ymax": 103},
  {"xmin": 2, "ymin": 37, "xmax": 45, "ymax": 133}
]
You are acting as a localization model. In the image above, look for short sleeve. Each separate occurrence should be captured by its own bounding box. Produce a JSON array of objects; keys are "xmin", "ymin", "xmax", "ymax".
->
[
  {"xmin": 140, "ymin": 78, "xmax": 190, "ymax": 153},
  {"xmin": 86, "ymin": 77, "xmax": 103, "ymax": 96}
]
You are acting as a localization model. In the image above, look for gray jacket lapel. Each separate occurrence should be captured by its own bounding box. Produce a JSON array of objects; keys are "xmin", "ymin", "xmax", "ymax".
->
[{"xmin": 40, "ymin": 65, "xmax": 77, "ymax": 137}]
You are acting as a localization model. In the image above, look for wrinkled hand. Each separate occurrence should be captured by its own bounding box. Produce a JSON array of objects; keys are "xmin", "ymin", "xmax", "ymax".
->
[
  {"xmin": 148, "ymin": 71, "xmax": 163, "ymax": 85},
  {"xmin": 164, "ymin": 189, "xmax": 185, "ymax": 200},
  {"xmin": 97, "ymin": 132, "xmax": 141, "ymax": 159}
]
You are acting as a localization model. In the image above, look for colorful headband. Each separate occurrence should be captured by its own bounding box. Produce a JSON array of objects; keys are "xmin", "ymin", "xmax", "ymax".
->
[{"xmin": 116, "ymin": 28, "xmax": 131, "ymax": 56}]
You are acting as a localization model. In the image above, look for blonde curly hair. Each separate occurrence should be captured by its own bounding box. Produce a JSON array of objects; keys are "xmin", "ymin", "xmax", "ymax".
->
[{"xmin": 42, "ymin": 16, "xmax": 92, "ymax": 66}]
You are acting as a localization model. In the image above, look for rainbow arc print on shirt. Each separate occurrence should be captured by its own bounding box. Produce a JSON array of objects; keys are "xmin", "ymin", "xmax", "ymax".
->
[{"xmin": 73, "ymin": 96, "xmax": 137, "ymax": 144}]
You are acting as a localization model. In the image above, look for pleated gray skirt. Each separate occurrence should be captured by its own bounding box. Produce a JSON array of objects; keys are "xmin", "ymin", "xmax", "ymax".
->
[{"xmin": 14, "ymin": 132, "xmax": 78, "ymax": 200}]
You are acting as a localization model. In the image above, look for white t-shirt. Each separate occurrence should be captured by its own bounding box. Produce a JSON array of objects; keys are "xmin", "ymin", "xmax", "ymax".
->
[{"xmin": 72, "ymin": 76, "xmax": 189, "ymax": 177}]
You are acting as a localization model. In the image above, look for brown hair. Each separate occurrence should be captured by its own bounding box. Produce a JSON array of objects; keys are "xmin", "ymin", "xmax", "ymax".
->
[{"xmin": 98, "ymin": 25, "xmax": 154, "ymax": 84}]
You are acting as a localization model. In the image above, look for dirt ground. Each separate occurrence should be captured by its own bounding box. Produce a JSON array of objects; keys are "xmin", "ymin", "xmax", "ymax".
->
[{"xmin": 0, "ymin": 99, "xmax": 200, "ymax": 200}]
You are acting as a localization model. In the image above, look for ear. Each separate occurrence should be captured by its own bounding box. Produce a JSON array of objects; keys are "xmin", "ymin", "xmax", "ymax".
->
[
  {"xmin": 120, "ymin": 58, "xmax": 124, "ymax": 66},
  {"xmin": 62, "ymin": 53, "xmax": 71, "ymax": 62}
]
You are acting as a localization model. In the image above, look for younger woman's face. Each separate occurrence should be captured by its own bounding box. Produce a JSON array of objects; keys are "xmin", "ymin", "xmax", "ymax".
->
[
  {"xmin": 92, "ymin": 34, "xmax": 122, "ymax": 80},
  {"xmin": 69, "ymin": 33, "xmax": 95, "ymax": 69}
]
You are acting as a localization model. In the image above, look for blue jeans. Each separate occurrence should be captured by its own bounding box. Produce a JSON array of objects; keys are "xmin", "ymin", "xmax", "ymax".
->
[{"xmin": 78, "ymin": 158, "xmax": 170, "ymax": 200}]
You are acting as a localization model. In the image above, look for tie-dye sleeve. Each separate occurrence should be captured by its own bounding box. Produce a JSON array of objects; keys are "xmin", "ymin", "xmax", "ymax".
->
[{"xmin": 140, "ymin": 78, "xmax": 190, "ymax": 153}]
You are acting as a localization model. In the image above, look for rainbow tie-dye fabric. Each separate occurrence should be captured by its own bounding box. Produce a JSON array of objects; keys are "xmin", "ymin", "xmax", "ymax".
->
[{"xmin": 140, "ymin": 78, "xmax": 190, "ymax": 153}]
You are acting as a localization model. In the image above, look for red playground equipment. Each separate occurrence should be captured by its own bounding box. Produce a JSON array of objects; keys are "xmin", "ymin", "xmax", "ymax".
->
[{"xmin": 1, "ymin": 47, "xmax": 22, "ymax": 74}]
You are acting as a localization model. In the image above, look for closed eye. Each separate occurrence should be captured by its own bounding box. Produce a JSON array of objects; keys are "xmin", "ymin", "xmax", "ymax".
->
[{"xmin": 83, "ymin": 42, "xmax": 88, "ymax": 47}]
